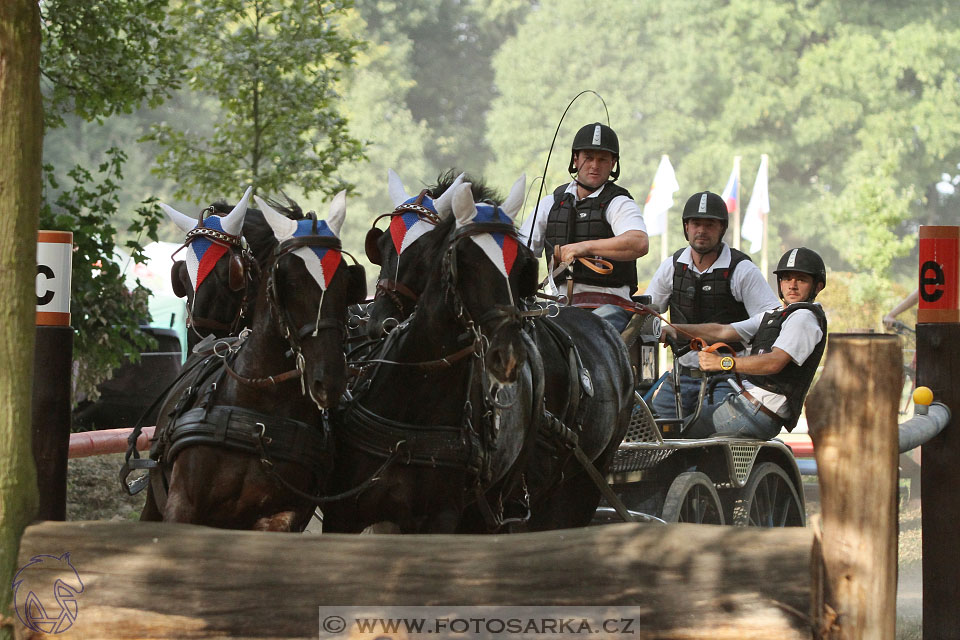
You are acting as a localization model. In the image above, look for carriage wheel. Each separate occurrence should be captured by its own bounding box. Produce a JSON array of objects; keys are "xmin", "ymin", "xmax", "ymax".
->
[
  {"xmin": 733, "ymin": 462, "xmax": 804, "ymax": 527},
  {"xmin": 660, "ymin": 471, "xmax": 725, "ymax": 524}
]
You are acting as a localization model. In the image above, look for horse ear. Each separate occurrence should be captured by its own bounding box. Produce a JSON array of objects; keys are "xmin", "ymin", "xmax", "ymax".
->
[
  {"xmin": 326, "ymin": 190, "xmax": 347, "ymax": 237},
  {"xmin": 500, "ymin": 173, "xmax": 526, "ymax": 221},
  {"xmin": 160, "ymin": 203, "xmax": 198, "ymax": 233},
  {"xmin": 170, "ymin": 260, "xmax": 189, "ymax": 299},
  {"xmin": 346, "ymin": 264, "xmax": 368, "ymax": 304},
  {"xmin": 254, "ymin": 194, "xmax": 297, "ymax": 239},
  {"xmin": 452, "ymin": 182, "xmax": 477, "ymax": 228},
  {"xmin": 432, "ymin": 171, "xmax": 464, "ymax": 219},
  {"xmin": 388, "ymin": 169, "xmax": 410, "ymax": 207},
  {"xmin": 220, "ymin": 185, "xmax": 253, "ymax": 236}
]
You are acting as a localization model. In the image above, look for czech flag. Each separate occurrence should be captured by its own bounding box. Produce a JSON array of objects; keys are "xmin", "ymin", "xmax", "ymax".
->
[{"xmin": 721, "ymin": 157, "xmax": 741, "ymax": 214}]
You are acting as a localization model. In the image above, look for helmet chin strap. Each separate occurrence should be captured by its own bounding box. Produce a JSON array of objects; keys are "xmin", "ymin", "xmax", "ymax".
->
[{"xmin": 573, "ymin": 177, "xmax": 604, "ymax": 193}]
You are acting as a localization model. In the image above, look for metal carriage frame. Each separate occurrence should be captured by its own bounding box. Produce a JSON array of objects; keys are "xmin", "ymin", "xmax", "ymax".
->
[{"xmin": 596, "ymin": 396, "xmax": 806, "ymax": 526}]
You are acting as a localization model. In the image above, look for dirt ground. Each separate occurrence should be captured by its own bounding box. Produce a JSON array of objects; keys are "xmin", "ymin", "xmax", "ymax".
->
[{"xmin": 67, "ymin": 454, "xmax": 925, "ymax": 638}]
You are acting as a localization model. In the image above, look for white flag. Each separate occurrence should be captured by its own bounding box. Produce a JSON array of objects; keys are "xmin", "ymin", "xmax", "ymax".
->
[
  {"xmin": 642, "ymin": 155, "xmax": 679, "ymax": 237},
  {"xmin": 741, "ymin": 155, "xmax": 769, "ymax": 254}
]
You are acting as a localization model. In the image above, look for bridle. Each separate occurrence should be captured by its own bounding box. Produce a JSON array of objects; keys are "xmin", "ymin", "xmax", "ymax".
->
[
  {"xmin": 177, "ymin": 206, "xmax": 259, "ymax": 339},
  {"xmin": 366, "ymin": 189, "xmax": 441, "ymax": 318},
  {"xmin": 224, "ymin": 231, "xmax": 359, "ymax": 409}
]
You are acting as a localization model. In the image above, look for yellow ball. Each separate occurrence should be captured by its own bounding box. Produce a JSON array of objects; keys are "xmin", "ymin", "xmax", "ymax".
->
[{"xmin": 913, "ymin": 386, "xmax": 934, "ymax": 406}]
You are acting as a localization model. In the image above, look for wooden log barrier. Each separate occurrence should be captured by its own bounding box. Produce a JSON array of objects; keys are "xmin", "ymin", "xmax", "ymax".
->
[
  {"xmin": 805, "ymin": 333, "xmax": 901, "ymax": 640},
  {"xmin": 16, "ymin": 521, "xmax": 815, "ymax": 639}
]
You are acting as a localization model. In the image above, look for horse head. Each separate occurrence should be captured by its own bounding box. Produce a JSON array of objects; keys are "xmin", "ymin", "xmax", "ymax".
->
[
  {"xmin": 254, "ymin": 192, "xmax": 367, "ymax": 409},
  {"xmin": 160, "ymin": 187, "xmax": 255, "ymax": 348},
  {"xmin": 431, "ymin": 175, "xmax": 540, "ymax": 384},
  {"xmin": 364, "ymin": 169, "xmax": 510, "ymax": 338}
]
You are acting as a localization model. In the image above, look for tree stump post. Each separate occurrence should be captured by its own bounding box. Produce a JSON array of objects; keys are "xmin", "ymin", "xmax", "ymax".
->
[{"xmin": 805, "ymin": 333, "xmax": 901, "ymax": 640}]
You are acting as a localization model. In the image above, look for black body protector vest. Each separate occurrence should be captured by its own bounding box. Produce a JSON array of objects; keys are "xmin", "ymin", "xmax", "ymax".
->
[
  {"xmin": 543, "ymin": 182, "xmax": 638, "ymax": 290},
  {"xmin": 744, "ymin": 302, "xmax": 828, "ymax": 431},
  {"xmin": 668, "ymin": 246, "xmax": 752, "ymax": 326}
]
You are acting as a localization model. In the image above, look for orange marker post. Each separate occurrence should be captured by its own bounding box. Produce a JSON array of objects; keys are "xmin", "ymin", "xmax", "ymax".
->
[{"xmin": 918, "ymin": 226, "xmax": 960, "ymax": 323}]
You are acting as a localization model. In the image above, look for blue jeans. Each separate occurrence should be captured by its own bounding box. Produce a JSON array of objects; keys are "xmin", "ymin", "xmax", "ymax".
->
[
  {"xmin": 651, "ymin": 372, "xmax": 737, "ymax": 420},
  {"xmin": 593, "ymin": 303, "xmax": 632, "ymax": 332},
  {"xmin": 683, "ymin": 392, "xmax": 783, "ymax": 440}
]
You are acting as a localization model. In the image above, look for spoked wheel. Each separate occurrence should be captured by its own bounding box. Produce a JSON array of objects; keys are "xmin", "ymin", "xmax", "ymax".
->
[
  {"xmin": 660, "ymin": 471, "xmax": 725, "ymax": 524},
  {"xmin": 733, "ymin": 462, "xmax": 804, "ymax": 527}
]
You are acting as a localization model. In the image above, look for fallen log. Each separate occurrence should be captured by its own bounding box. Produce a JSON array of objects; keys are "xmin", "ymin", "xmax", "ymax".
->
[{"xmin": 16, "ymin": 521, "xmax": 815, "ymax": 639}]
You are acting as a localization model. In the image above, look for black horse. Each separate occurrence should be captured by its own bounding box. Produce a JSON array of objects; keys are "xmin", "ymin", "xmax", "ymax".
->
[
  {"xmin": 160, "ymin": 189, "xmax": 260, "ymax": 351},
  {"xmin": 322, "ymin": 177, "xmax": 545, "ymax": 533},
  {"xmin": 138, "ymin": 192, "xmax": 366, "ymax": 530},
  {"xmin": 359, "ymin": 173, "xmax": 633, "ymax": 531}
]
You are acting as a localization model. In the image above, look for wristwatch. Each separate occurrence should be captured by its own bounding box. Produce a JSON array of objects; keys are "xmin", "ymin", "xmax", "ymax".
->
[{"xmin": 719, "ymin": 356, "xmax": 735, "ymax": 372}]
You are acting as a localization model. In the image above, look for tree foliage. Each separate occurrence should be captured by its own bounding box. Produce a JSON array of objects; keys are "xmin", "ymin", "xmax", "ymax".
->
[
  {"xmin": 148, "ymin": 0, "xmax": 365, "ymax": 202},
  {"xmin": 39, "ymin": 0, "xmax": 182, "ymax": 401},
  {"xmin": 41, "ymin": 150, "xmax": 164, "ymax": 401},
  {"xmin": 40, "ymin": 0, "xmax": 186, "ymax": 128},
  {"xmin": 485, "ymin": 0, "xmax": 960, "ymax": 318}
]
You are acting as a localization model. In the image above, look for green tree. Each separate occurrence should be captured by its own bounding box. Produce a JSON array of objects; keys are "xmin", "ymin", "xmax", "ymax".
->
[
  {"xmin": 486, "ymin": 0, "xmax": 960, "ymax": 316},
  {"xmin": 353, "ymin": 0, "xmax": 530, "ymax": 171},
  {"xmin": 0, "ymin": 2, "xmax": 42, "ymax": 635},
  {"xmin": 148, "ymin": 0, "xmax": 365, "ymax": 202},
  {"xmin": 331, "ymin": 7, "xmax": 432, "ymax": 274},
  {"xmin": 39, "ymin": 0, "xmax": 184, "ymax": 401}
]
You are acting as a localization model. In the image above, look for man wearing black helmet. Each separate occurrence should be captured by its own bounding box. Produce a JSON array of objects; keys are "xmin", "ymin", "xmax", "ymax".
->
[
  {"xmin": 519, "ymin": 122, "xmax": 649, "ymax": 331},
  {"xmin": 661, "ymin": 247, "xmax": 828, "ymax": 439},
  {"xmin": 645, "ymin": 191, "xmax": 779, "ymax": 420}
]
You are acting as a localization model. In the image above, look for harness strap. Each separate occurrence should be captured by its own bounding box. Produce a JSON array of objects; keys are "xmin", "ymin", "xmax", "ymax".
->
[
  {"xmin": 164, "ymin": 405, "xmax": 332, "ymax": 469},
  {"xmin": 341, "ymin": 401, "xmax": 484, "ymax": 473}
]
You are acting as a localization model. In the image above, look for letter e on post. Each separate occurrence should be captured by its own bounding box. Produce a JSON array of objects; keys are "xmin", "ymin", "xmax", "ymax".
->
[{"xmin": 918, "ymin": 226, "xmax": 960, "ymax": 323}]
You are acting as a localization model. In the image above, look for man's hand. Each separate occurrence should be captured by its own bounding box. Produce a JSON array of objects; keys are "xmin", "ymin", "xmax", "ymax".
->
[
  {"xmin": 698, "ymin": 350, "xmax": 724, "ymax": 371},
  {"xmin": 660, "ymin": 323, "xmax": 677, "ymax": 343},
  {"xmin": 558, "ymin": 242, "xmax": 588, "ymax": 265},
  {"xmin": 882, "ymin": 314, "xmax": 896, "ymax": 329}
]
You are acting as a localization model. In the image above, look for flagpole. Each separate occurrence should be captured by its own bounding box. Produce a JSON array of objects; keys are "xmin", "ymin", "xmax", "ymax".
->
[
  {"xmin": 732, "ymin": 156, "xmax": 741, "ymax": 250},
  {"xmin": 760, "ymin": 153, "xmax": 769, "ymax": 278}
]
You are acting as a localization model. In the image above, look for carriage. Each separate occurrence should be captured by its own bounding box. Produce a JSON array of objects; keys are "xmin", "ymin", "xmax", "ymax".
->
[{"xmin": 593, "ymin": 304, "xmax": 806, "ymax": 527}]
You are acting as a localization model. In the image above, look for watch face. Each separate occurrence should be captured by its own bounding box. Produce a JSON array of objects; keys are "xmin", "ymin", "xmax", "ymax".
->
[{"xmin": 721, "ymin": 356, "xmax": 734, "ymax": 371}]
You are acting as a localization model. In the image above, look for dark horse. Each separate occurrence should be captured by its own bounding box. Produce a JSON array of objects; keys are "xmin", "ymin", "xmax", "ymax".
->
[
  {"xmin": 160, "ymin": 189, "xmax": 261, "ymax": 351},
  {"xmin": 322, "ymin": 176, "xmax": 546, "ymax": 533},
  {"xmin": 138, "ymin": 191, "xmax": 366, "ymax": 530},
  {"xmin": 358, "ymin": 171, "xmax": 634, "ymax": 531}
]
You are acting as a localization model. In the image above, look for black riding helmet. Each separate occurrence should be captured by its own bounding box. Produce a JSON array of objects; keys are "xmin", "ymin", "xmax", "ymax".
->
[
  {"xmin": 568, "ymin": 122, "xmax": 620, "ymax": 180},
  {"xmin": 773, "ymin": 247, "xmax": 827, "ymax": 301},
  {"xmin": 681, "ymin": 191, "xmax": 728, "ymax": 241}
]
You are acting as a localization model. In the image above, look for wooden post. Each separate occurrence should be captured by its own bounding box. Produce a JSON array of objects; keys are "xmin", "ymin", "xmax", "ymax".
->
[
  {"xmin": 915, "ymin": 225, "xmax": 960, "ymax": 639},
  {"xmin": 916, "ymin": 323, "xmax": 960, "ymax": 639},
  {"xmin": 805, "ymin": 333, "xmax": 901, "ymax": 640}
]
